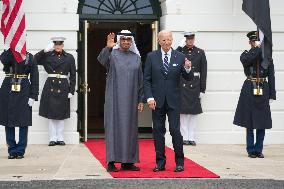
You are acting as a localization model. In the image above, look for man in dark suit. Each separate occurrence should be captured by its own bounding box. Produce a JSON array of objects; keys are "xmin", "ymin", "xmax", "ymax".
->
[{"xmin": 144, "ymin": 30, "xmax": 193, "ymax": 172}]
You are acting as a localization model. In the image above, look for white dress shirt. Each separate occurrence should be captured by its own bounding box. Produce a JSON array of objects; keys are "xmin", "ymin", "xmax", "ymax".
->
[{"xmin": 161, "ymin": 48, "xmax": 172, "ymax": 64}]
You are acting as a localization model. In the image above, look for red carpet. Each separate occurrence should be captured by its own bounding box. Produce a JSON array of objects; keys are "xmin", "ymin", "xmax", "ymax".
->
[{"xmin": 85, "ymin": 140, "xmax": 220, "ymax": 178}]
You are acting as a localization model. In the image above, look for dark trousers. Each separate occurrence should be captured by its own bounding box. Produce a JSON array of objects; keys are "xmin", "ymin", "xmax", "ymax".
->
[
  {"xmin": 152, "ymin": 100, "xmax": 184, "ymax": 167},
  {"xmin": 246, "ymin": 128, "xmax": 265, "ymax": 154},
  {"xmin": 5, "ymin": 126, "xmax": 29, "ymax": 156}
]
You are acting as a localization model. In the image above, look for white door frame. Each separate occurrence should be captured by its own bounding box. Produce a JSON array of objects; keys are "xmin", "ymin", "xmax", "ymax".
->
[{"xmin": 83, "ymin": 20, "xmax": 89, "ymax": 142}]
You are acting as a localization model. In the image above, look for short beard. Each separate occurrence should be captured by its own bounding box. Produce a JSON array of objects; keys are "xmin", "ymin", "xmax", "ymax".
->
[{"xmin": 120, "ymin": 46, "xmax": 130, "ymax": 51}]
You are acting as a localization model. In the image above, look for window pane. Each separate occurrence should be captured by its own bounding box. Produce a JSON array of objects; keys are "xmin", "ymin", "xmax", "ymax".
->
[
  {"xmin": 80, "ymin": 0, "xmax": 154, "ymax": 15},
  {"xmin": 137, "ymin": 7, "xmax": 153, "ymax": 14},
  {"xmin": 84, "ymin": 0, "xmax": 100, "ymax": 7},
  {"xmin": 136, "ymin": 0, "xmax": 151, "ymax": 8}
]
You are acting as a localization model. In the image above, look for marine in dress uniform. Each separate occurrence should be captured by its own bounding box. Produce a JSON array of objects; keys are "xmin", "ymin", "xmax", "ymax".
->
[
  {"xmin": 34, "ymin": 37, "xmax": 76, "ymax": 146},
  {"xmin": 233, "ymin": 31, "xmax": 276, "ymax": 158},
  {"xmin": 176, "ymin": 32, "xmax": 207, "ymax": 146},
  {"xmin": 0, "ymin": 49, "xmax": 39, "ymax": 159}
]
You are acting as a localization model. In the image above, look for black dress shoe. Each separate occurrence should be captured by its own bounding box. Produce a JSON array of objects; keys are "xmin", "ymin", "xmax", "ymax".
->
[
  {"xmin": 256, "ymin": 152, "xmax": 264, "ymax": 158},
  {"xmin": 48, "ymin": 141, "xmax": 56, "ymax": 146},
  {"xmin": 248, "ymin": 153, "xmax": 257, "ymax": 158},
  {"xmin": 153, "ymin": 167, "xmax": 165, "ymax": 172},
  {"xmin": 56, "ymin": 141, "xmax": 66, "ymax": 146},
  {"xmin": 8, "ymin": 155, "xmax": 17, "ymax": 159},
  {"xmin": 174, "ymin": 165, "xmax": 184, "ymax": 172},
  {"xmin": 107, "ymin": 163, "xmax": 119, "ymax": 172},
  {"xmin": 121, "ymin": 163, "xmax": 140, "ymax": 171},
  {"xmin": 183, "ymin": 140, "xmax": 189, "ymax": 145},
  {"xmin": 16, "ymin": 155, "xmax": 24, "ymax": 159},
  {"xmin": 189, "ymin": 141, "xmax": 196, "ymax": 146}
]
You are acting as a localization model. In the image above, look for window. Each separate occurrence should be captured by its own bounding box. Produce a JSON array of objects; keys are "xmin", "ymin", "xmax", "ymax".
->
[{"xmin": 79, "ymin": 0, "xmax": 156, "ymax": 15}]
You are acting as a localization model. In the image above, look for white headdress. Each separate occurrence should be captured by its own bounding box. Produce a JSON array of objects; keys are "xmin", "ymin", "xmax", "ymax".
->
[{"xmin": 113, "ymin": 30, "xmax": 140, "ymax": 57}]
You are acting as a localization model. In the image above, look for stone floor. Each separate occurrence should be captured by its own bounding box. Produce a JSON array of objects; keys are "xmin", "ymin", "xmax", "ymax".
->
[
  {"xmin": 0, "ymin": 143, "xmax": 284, "ymax": 181},
  {"xmin": 0, "ymin": 144, "xmax": 111, "ymax": 181}
]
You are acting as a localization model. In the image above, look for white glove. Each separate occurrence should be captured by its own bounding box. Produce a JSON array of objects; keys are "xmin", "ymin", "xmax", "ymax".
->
[
  {"xmin": 68, "ymin": 93, "xmax": 73, "ymax": 99},
  {"xmin": 255, "ymin": 41, "xmax": 261, "ymax": 47},
  {"xmin": 178, "ymin": 38, "xmax": 186, "ymax": 48},
  {"xmin": 199, "ymin": 92, "xmax": 205, "ymax": 99},
  {"xmin": 28, "ymin": 98, "xmax": 35, "ymax": 107},
  {"xmin": 269, "ymin": 99, "xmax": 274, "ymax": 104},
  {"xmin": 44, "ymin": 42, "xmax": 54, "ymax": 53}
]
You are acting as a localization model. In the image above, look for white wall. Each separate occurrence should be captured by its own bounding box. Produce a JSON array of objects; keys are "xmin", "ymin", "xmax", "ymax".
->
[
  {"xmin": 161, "ymin": 0, "xmax": 284, "ymax": 144},
  {"xmin": 0, "ymin": 0, "xmax": 283, "ymax": 144},
  {"xmin": 0, "ymin": 0, "xmax": 79, "ymax": 144}
]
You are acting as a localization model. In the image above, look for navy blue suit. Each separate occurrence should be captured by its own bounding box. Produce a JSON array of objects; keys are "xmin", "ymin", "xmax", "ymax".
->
[{"xmin": 144, "ymin": 49, "xmax": 193, "ymax": 167}]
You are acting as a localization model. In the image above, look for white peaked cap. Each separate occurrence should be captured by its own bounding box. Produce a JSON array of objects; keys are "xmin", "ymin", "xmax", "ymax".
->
[{"xmin": 51, "ymin": 37, "xmax": 66, "ymax": 42}]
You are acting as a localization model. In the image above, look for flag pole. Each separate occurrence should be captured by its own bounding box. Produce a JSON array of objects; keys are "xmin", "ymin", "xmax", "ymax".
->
[{"xmin": 256, "ymin": 29, "xmax": 261, "ymax": 95}]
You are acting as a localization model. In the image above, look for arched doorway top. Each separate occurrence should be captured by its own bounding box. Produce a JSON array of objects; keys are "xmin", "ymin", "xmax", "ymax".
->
[{"xmin": 78, "ymin": 0, "xmax": 161, "ymax": 20}]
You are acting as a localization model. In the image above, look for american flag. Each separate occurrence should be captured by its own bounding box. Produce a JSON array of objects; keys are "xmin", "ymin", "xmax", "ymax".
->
[{"xmin": 1, "ymin": 0, "xmax": 26, "ymax": 63}]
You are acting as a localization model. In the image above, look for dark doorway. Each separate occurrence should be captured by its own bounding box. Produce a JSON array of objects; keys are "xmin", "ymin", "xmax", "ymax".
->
[
  {"xmin": 77, "ymin": 0, "xmax": 162, "ymax": 141},
  {"xmin": 87, "ymin": 22, "xmax": 153, "ymax": 137}
]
